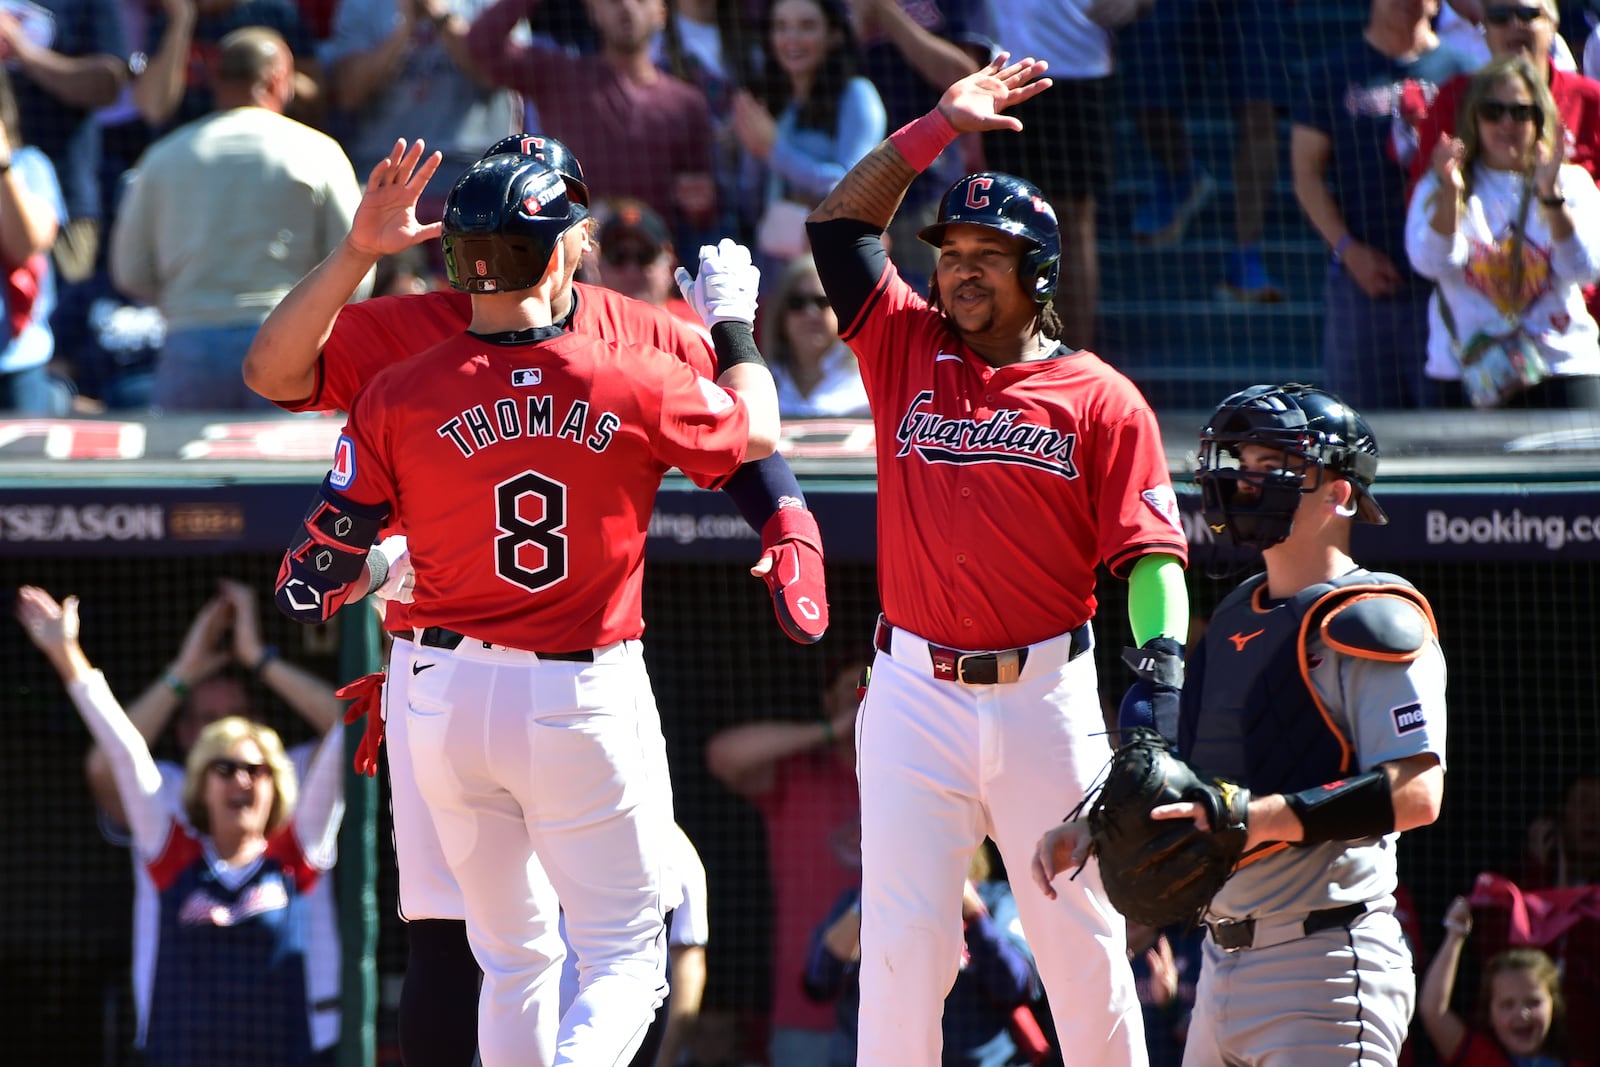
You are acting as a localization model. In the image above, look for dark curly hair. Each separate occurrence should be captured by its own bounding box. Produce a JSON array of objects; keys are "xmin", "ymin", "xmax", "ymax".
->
[{"xmin": 756, "ymin": 0, "xmax": 859, "ymax": 136}]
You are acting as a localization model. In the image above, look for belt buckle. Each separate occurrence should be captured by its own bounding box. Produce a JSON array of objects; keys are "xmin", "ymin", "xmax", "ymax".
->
[
  {"xmin": 1210, "ymin": 917, "xmax": 1250, "ymax": 953},
  {"xmin": 956, "ymin": 649, "xmax": 1021, "ymax": 685}
]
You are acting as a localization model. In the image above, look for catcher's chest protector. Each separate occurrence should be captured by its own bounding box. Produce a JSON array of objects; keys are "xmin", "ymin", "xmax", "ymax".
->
[{"xmin": 1181, "ymin": 571, "xmax": 1422, "ymax": 797}]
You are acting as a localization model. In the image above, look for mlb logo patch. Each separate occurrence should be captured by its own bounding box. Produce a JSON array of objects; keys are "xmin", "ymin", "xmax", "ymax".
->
[
  {"xmin": 329, "ymin": 435, "xmax": 356, "ymax": 491},
  {"xmin": 513, "ymin": 368, "xmax": 542, "ymax": 387},
  {"xmin": 1391, "ymin": 702, "xmax": 1426, "ymax": 734}
]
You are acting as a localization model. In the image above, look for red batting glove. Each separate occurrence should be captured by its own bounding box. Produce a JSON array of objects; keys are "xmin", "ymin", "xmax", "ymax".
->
[
  {"xmin": 754, "ymin": 506, "xmax": 828, "ymax": 644},
  {"xmin": 336, "ymin": 670, "xmax": 386, "ymax": 777}
]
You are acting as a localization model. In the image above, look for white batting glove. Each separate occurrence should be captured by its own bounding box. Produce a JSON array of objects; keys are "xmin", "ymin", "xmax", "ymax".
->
[
  {"xmin": 674, "ymin": 238, "xmax": 760, "ymax": 327},
  {"xmin": 371, "ymin": 535, "xmax": 416, "ymax": 604}
]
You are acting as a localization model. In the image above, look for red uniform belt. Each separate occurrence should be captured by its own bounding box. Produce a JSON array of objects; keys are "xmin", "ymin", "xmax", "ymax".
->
[
  {"xmin": 873, "ymin": 614, "xmax": 1091, "ymax": 686},
  {"xmin": 417, "ymin": 626, "xmax": 595, "ymax": 663}
]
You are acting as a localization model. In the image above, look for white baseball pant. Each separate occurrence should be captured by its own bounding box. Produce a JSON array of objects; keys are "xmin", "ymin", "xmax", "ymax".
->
[
  {"xmin": 406, "ymin": 632, "xmax": 671, "ymax": 1067},
  {"xmin": 854, "ymin": 622, "xmax": 1146, "ymax": 1067}
]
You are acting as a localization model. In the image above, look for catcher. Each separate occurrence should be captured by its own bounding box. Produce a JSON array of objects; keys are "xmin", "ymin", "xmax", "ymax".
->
[{"xmin": 1034, "ymin": 384, "xmax": 1447, "ymax": 1067}]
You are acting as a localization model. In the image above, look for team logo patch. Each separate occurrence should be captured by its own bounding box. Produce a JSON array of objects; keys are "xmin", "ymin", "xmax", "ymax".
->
[
  {"xmin": 329, "ymin": 435, "xmax": 356, "ymax": 491},
  {"xmin": 696, "ymin": 377, "xmax": 735, "ymax": 414},
  {"xmin": 1392, "ymin": 702, "xmax": 1427, "ymax": 735},
  {"xmin": 1141, "ymin": 486, "xmax": 1183, "ymax": 533},
  {"xmin": 512, "ymin": 368, "xmax": 543, "ymax": 387}
]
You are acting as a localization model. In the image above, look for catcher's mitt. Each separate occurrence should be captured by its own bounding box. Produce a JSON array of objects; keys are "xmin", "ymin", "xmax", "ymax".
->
[{"xmin": 1084, "ymin": 728, "xmax": 1250, "ymax": 928}]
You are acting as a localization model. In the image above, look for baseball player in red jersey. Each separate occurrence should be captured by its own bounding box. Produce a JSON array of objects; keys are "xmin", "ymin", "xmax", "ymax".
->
[
  {"xmin": 274, "ymin": 155, "xmax": 779, "ymax": 1066},
  {"xmin": 804, "ymin": 57, "xmax": 1192, "ymax": 1066},
  {"xmin": 244, "ymin": 137, "xmax": 824, "ymax": 1067}
]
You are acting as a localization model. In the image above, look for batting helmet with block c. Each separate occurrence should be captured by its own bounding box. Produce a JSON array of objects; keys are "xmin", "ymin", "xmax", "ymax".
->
[
  {"xmin": 482, "ymin": 134, "xmax": 590, "ymax": 209},
  {"xmin": 918, "ymin": 171, "xmax": 1061, "ymax": 305},
  {"xmin": 443, "ymin": 155, "xmax": 581, "ymax": 294}
]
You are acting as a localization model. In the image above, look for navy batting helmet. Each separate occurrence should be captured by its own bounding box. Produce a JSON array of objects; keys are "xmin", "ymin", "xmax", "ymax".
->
[
  {"xmin": 918, "ymin": 172, "xmax": 1061, "ymax": 305},
  {"xmin": 1196, "ymin": 383, "xmax": 1387, "ymax": 550},
  {"xmin": 483, "ymin": 134, "xmax": 589, "ymax": 208},
  {"xmin": 442, "ymin": 155, "xmax": 581, "ymax": 294}
]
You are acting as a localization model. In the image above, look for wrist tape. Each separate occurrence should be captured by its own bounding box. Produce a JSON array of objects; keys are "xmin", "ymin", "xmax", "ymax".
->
[{"xmin": 889, "ymin": 110, "xmax": 959, "ymax": 173}]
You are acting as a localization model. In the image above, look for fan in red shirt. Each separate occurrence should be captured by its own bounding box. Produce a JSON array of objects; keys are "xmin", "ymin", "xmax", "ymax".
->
[
  {"xmin": 246, "ymin": 136, "xmax": 817, "ymax": 1067},
  {"xmin": 274, "ymin": 155, "xmax": 780, "ymax": 1067}
]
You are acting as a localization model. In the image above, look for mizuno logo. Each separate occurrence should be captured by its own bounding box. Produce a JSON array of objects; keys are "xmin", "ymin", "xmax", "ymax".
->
[
  {"xmin": 1228, "ymin": 629, "xmax": 1265, "ymax": 651},
  {"xmin": 412, "ymin": 662, "xmax": 436, "ymax": 675}
]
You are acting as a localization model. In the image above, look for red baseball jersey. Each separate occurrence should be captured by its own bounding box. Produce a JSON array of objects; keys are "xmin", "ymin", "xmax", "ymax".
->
[
  {"xmin": 841, "ymin": 267, "xmax": 1188, "ymax": 651},
  {"xmin": 282, "ymin": 283, "xmax": 719, "ymax": 632},
  {"xmin": 331, "ymin": 329, "xmax": 750, "ymax": 650}
]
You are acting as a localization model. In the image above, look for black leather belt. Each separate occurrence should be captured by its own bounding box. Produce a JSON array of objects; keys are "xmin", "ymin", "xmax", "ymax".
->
[
  {"xmin": 418, "ymin": 626, "xmax": 594, "ymax": 662},
  {"xmin": 873, "ymin": 616, "xmax": 1091, "ymax": 685},
  {"xmin": 1206, "ymin": 902, "xmax": 1368, "ymax": 952}
]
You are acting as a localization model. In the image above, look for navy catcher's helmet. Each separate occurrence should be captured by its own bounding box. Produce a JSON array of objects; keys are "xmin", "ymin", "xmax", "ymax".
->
[
  {"xmin": 1196, "ymin": 383, "xmax": 1386, "ymax": 550},
  {"xmin": 918, "ymin": 172, "xmax": 1061, "ymax": 305},
  {"xmin": 443, "ymin": 155, "xmax": 581, "ymax": 294},
  {"xmin": 483, "ymin": 134, "xmax": 590, "ymax": 208}
]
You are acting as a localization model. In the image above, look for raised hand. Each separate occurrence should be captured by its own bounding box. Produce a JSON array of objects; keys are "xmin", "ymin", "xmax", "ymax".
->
[
  {"xmin": 347, "ymin": 139, "xmax": 446, "ymax": 260},
  {"xmin": 674, "ymin": 239, "xmax": 760, "ymax": 327},
  {"xmin": 173, "ymin": 594, "xmax": 235, "ymax": 683},
  {"xmin": 1533, "ymin": 126, "xmax": 1566, "ymax": 199},
  {"xmin": 936, "ymin": 53, "xmax": 1052, "ymax": 136},
  {"xmin": 17, "ymin": 585, "xmax": 80, "ymax": 660},
  {"xmin": 1430, "ymin": 134, "xmax": 1465, "ymax": 196},
  {"xmin": 217, "ymin": 579, "xmax": 267, "ymax": 668}
]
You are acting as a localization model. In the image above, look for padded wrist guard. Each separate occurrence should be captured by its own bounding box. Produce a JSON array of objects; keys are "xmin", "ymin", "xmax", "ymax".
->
[
  {"xmin": 1284, "ymin": 769, "xmax": 1395, "ymax": 844},
  {"xmin": 1118, "ymin": 636, "xmax": 1184, "ymax": 740},
  {"xmin": 276, "ymin": 478, "xmax": 389, "ymax": 624}
]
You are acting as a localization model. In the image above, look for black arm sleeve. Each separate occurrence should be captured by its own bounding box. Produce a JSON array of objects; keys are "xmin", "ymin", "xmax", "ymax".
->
[
  {"xmin": 806, "ymin": 217, "xmax": 894, "ymax": 340},
  {"xmin": 720, "ymin": 453, "xmax": 806, "ymax": 532}
]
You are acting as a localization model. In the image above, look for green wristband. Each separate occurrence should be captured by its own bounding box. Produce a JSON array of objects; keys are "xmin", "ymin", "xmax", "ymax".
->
[
  {"xmin": 163, "ymin": 672, "xmax": 190, "ymax": 699},
  {"xmin": 821, "ymin": 718, "xmax": 835, "ymax": 746}
]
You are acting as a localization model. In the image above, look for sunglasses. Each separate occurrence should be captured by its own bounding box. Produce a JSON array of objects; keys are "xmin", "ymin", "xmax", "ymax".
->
[
  {"xmin": 1484, "ymin": 5, "xmax": 1545, "ymax": 25},
  {"xmin": 786, "ymin": 293, "xmax": 831, "ymax": 312},
  {"xmin": 603, "ymin": 246, "xmax": 660, "ymax": 269},
  {"xmin": 209, "ymin": 758, "xmax": 271, "ymax": 782},
  {"xmin": 1477, "ymin": 100, "xmax": 1542, "ymax": 124}
]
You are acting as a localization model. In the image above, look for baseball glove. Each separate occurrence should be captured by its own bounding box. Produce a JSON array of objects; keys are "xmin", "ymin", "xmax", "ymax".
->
[{"xmin": 1084, "ymin": 728, "xmax": 1250, "ymax": 928}]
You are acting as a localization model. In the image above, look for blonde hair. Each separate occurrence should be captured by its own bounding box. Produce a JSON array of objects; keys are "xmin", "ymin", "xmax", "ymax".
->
[
  {"xmin": 182, "ymin": 717, "xmax": 297, "ymax": 835},
  {"xmin": 1456, "ymin": 55, "xmax": 1561, "ymax": 195}
]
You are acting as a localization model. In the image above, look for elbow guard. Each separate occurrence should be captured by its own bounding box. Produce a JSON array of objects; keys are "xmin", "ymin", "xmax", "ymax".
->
[
  {"xmin": 275, "ymin": 477, "xmax": 389, "ymax": 624},
  {"xmin": 1284, "ymin": 770, "xmax": 1396, "ymax": 845}
]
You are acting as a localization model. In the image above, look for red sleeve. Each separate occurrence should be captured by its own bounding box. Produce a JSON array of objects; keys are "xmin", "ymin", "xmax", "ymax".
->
[
  {"xmin": 1094, "ymin": 398, "xmax": 1189, "ymax": 578},
  {"xmin": 837, "ymin": 261, "xmax": 943, "ymax": 376},
  {"xmin": 334, "ymin": 377, "xmax": 401, "ymax": 513},
  {"xmin": 264, "ymin": 826, "xmax": 321, "ymax": 894},
  {"xmin": 1556, "ymin": 73, "xmax": 1600, "ymax": 182},
  {"xmin": 146, "ymin": 820, "xmax": 202, "ymax": 892},
  {"xmin": 646, "ymin": 349, "xmax": 750, "ymax": 480},
  {"xmin": 279, "ymin": 291, "xmax": 471, "ymax": 413}
]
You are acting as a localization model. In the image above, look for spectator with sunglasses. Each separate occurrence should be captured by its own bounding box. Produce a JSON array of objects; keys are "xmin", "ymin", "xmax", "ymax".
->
[
  {"xmin": 592, "ymin": 197, "xmax": 704, "ymax": 326},
  {"xmin": 761, "ymin": 255, "xmax": 867, "ymax": 416},
  {"xmin": 1411, "ymin": 0, "xmax": 1600, "ymax": 192},
  {"xmin": 1407, "ymin": 54, "xmax": 1600, "ymax": 408},
  {"xmin": 15, "ymin": 584, "xmax": 345, "ymax": 1067}
]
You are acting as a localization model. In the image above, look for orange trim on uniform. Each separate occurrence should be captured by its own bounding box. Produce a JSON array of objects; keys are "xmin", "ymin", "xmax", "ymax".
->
[
  {"xmin": 1233, "ymin": 840, "xmax": 1290, "ymax": 872},
  {"xmin": 1298, "ymin": 593, "xmax": 1355, "ymax": 775},
  {"xmin": 1320, "ymin": 592, "xmax": 1432, "ymax": 663}
]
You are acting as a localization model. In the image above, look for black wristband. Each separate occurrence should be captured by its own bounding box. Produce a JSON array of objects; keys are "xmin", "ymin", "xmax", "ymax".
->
[
  {"xmin": 710, "ymin": 321, "xmax": 766, "ymax": 376},
  {"xmin": 1539, "ymin": 193, "xmax": 1566, "ymax": 208}
]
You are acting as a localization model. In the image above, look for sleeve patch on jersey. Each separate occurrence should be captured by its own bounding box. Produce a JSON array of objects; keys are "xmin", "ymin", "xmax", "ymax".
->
[
  {"xmin": 1391, "ymin": 702, "xmax": 1427, "ymax": 735},
  {"xmin": 1140, "ymin": 486, "xmax": 1183, "ymax": 534},
  {"xmin": 329, "ymin": 435, "xmax": 356, "ymax": 491},
  {"xmin": 697, "ymin": 377, "xmax": 736, "ymax": 414}
]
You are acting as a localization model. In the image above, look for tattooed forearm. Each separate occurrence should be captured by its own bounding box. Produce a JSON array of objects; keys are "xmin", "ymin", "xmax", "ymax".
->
[{"xmin": 809, "ymin": 141, "xmax": 920, "ymax": 229}]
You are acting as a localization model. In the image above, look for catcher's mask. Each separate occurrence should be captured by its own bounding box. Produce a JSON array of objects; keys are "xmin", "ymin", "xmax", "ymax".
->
[
  {"xmin": 442, "ymin": 155, "xmax": 581, "ymax": 295},
  {"xmin": 482, "ymin": 133, "xmax": 590, "ymax": 211},
  {"xmin": 918, "ymin": 171, "xmax": 1061, "ymax": 305},
  {"xmin": 1196, "ymin": 382, "xmax": 1387, "ymax": 550}
]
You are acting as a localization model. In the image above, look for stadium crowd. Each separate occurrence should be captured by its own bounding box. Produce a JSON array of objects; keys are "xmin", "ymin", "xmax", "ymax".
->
[
  {"xmin": 5, "ymin": 0, "xmax": 1600, "ymax": 415},
  {"xmin": 6, "ymin": 1, "xmax": 1600, "ymax": 1065}
]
